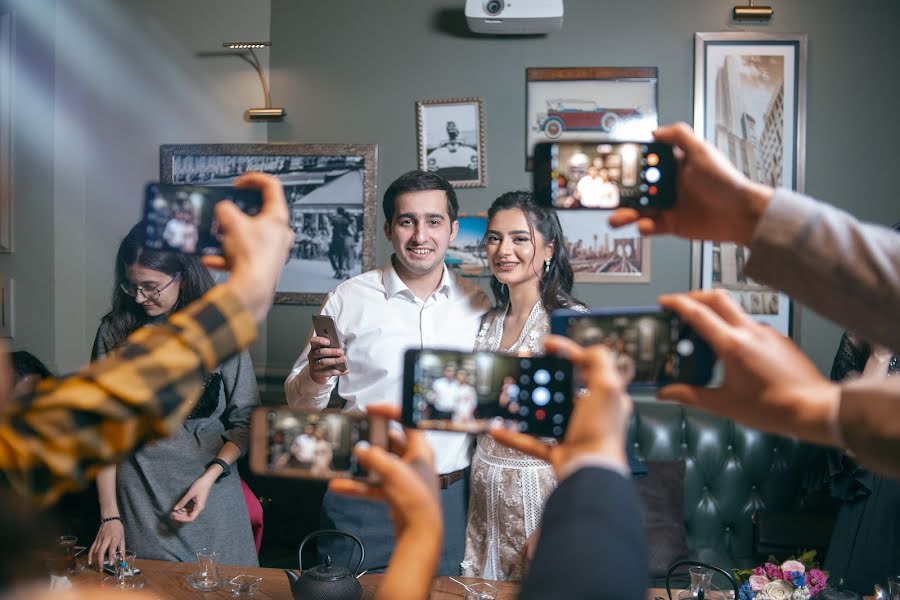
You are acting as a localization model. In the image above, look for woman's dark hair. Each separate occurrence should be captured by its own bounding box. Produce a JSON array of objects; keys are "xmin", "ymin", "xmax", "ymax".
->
[
  {"xmin": 10, "ymin": 351, "xmax": 52, "ymax": 381},
  {"xmin": 481, "ymin": 191, "xmax": 581, "ymax": 311},
  {"xmin": 103, "ymin": 222, "xmax": 214, "ymax": 348}
]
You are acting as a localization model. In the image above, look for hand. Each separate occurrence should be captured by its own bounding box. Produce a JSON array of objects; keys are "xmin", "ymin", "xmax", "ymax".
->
[
  {"xmin": 524, "ymin": 526, "xmax": 540, "ymax": 562},
  {"xmin": 201, "ymin": 172, "xmax": 295, "ymax": 323},
  {"xmin": 329, "ymin": 405, "xmax": 441, "ymax": 543},
  {"xmin": 608, "ymin": 122, "xmax": 773, "ymax": 246},
  {"xmin": 490, "ymin": 335, "xmax": 632, "ymax": 476},
  {"xmin": 308, "ymin": 335, "xmax": 348, "ymax": 384},
  {"xmin": 170, "ymin": 471, "xmax": 218, "ymax": 523},
  {"xmin": 658, "ymin": 290, "xmax": 842, "ymax": 447},
  {"xmin": 88, "ymin": 520, "xmax": 125, "ymax": 571}
]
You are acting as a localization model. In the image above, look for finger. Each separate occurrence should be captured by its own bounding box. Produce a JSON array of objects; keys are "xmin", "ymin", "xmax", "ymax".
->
[
  {"xmin": 608, "ymin": 208, "xmax": 641, "ymax": 228},
  {"xmin": 388, "ymin": 429, "xmax": 408, "ymax": 456},
  {"xmin": 313, "ymin": 348, "xmax": 346, "ymax": 359},
  {"xmin": 653, "ymin": 122, "xmax": 703, "ymax": 154},
  {"xmin": 328, "ymin": 479, "xmax": 385, "ymax": 503},
  {"xmin": 365, "ymin": 404, "xmax": 401, "ymax": 421},
  {"xmin": 543, "ymin": 334, "xmax": 587, "ymax": 364},
  {"xmin": 690, "ymin": 288, "xmax": 755, "ymax": 327},
  {"xmin": 488, "ymin": 428, "xmax": 552, "ymax": 462},
  {"xmin": 234, "ymin": 172, "xmax": 289, "ymax": 223},
  {"xmin": 172, "ymin": 492, "xmax": 192, "ymax": 513},
  {"xmin": 200, "ymin": 256, "xmax": 227, "ymax": 271},
  {"xmin": 310, "ymin": 336, "xmax": 333, "ymax": 348},
  {"xmin": 107, "ymin": 542, "xmax": 116, "ymax": 568},
  {"xmin": 658, "ymin": 293, "xmax": 734, "ymax": 353}
]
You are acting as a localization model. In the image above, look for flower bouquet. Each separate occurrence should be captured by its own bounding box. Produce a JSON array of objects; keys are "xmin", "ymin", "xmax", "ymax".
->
[{"xmin": 733, "ymin": 551, "xmax": 829, "ymax": 600}]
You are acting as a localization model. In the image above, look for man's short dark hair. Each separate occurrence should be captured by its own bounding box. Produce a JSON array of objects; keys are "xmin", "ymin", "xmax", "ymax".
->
[{"xmin": 382, "ymin": 170, "xmax": 458, "ymax": 225}]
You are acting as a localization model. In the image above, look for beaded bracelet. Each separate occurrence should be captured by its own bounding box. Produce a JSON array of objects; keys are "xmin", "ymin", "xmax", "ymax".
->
[{"xmin": 101, "ymin": 515, "xmax": 123, "ymax": 525}]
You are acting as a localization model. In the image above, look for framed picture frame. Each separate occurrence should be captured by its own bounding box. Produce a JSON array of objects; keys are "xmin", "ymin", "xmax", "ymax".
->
[
  {"xmin": 525, "ymin": 67, "xmax": 658, "ymax": 170},
  {"xmin": 558, "ymin": 210, "xmax": 650, "ymax": 283},
  {"xmin": 691, "ymin": 32, "xmax": 807, "ymax": 336},
  {"xmin": 416, "ymin": 98, "xmax": 486, "ymax": 188},
  {"xmin": 160, "ymin": 143, "xmax": 378, "ymax": 305},
  {"xmin": 0, "ymin": 10, "xmax": 14, "ymax": 253},
  {"xmin": 445, "ymin": 212, "xmax": 488, "ymax": 277}
]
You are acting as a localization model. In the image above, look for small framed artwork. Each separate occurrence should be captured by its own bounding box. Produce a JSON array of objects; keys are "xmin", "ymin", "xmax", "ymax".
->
[
  {"xmin": 0, "ymin": 11, "xmax": 14, "ymax": 253},
  {"xmin": 445, "ymin": 212, "xmax": 488, "ymax": 277},
  {"xmin": 558, "ymin": 210, "xmax": 650, "ymax": 283},
  {"xmin": 691, "ymin": 32, "xmax": 807, "ymax": 336},
  {"xmin": 160, "ymin": 143, "xmax": 378, "ymax": 305},
  {"xmin": 525, "ymin": 67, "xmax": 658, "ymax": 170},
  {"xmin": 416, "ymin": 98, "xmax": 486, "ymax": 188}
]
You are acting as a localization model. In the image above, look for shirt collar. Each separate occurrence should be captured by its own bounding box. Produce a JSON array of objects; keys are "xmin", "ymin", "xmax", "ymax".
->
[{"xmin": 382, "ymin": 255, "xmax": 454, "ymax": 300}]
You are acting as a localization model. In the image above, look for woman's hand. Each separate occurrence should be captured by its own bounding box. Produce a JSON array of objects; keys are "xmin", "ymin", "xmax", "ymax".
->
[
  {"xmin": 88, "ymin": 520, "xmax": 125, "ymax": 571},
  {"xmin": 171, "ymin": 471, "xmax": 218, "ymax": 523}
]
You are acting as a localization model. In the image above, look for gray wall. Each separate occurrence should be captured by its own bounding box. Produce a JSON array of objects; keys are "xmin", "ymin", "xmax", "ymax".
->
[{"xmin": 264, "ymin": 0, "xmax": 900, "ymax": 377}]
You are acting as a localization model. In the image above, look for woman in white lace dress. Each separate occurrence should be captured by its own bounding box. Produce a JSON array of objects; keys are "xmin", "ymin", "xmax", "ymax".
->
[{"xmin": 460, "ymin": 191, "xmax": 585, "ymax": 580}]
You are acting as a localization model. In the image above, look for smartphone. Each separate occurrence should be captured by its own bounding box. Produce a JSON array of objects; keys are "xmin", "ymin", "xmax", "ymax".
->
[
  {"xmin": 402, "ymin": 349, "xmax": 574, "ymax": 439},
  {"xmin": 142, "ymin": 183, "xmax": 263, "ymax": 255},
  {"xmin": 312, "ymin": 315, "xmax": 342, "ymax": 350},
  {"xmin": 550, "ymin": 307, "xmax": 716, "ymax": 389},
  {"xmin": 249, "ymin": 408, "xmax": 388, "ymax": 481},
  {"xmin": 532, "ymin": 141, "xmax": 677, "ymax": 210}
]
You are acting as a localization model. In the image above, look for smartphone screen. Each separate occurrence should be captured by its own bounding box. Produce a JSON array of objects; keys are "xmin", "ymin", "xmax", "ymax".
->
[
  {"xmin": 532, "ymin": 141, "xmax": 676, "ymax": 210},
  {"xmin": 402, "ymin": 349, "xmax": 573, "ymax": 439},
  {"xmin": 550, "ymin": 307, "xmax": 715, "ymax": 388},
  {"xmin": 142, "ymin": 183, "xmax": 263, "ymax": 255},
  {"xmin": 249, "ymin": 408, "xmax": 387, "ymax": 481}
]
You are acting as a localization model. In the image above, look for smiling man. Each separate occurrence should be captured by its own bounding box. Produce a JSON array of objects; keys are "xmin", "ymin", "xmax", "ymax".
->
[{"xmin": 285, "ymin": 170, "xmax": 490, "ymax": 575}]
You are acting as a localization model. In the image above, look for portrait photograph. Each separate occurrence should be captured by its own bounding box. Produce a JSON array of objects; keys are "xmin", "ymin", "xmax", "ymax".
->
[
  {"xmin": 416, "ymin": 98, "xmax": 485, "ymax": 187},
  {"xmin": 160, "ymin": 143, "xmax": 377, "ymax": 305},
  {"xmin": 692, "ymin": 33, "xmax": 807, "ymax": 335}
]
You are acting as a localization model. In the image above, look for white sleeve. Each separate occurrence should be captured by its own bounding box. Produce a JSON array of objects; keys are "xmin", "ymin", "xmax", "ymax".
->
[{"xmin": 284, "ymin": 297, "xmax": 340, "ymax": 409}]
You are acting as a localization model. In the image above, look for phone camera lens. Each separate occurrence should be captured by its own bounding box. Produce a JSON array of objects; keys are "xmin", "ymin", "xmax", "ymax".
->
[{"xmin": 484, "ymin": 0, "xmax": 505, "ymax": 15}]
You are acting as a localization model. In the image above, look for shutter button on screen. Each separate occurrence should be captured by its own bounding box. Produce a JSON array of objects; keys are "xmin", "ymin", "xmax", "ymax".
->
[{"xmin": 676, "ymin": 339, "xmax": 695, "ymax": 356}]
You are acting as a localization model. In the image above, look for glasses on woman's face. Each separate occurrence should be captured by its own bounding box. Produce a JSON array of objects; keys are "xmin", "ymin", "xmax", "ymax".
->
[{"xmin": 120, "ymin": 273, "xmax": 181, "ymax": 302}]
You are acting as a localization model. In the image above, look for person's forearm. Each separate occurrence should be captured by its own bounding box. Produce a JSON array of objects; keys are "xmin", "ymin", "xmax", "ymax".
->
[
  {"xmin": 284, "ymin": 356, "xmax": 334, "ymax": 409},
  {"xmin": 96, "ymin": 466, "xmax": 119, "ymax": 518},
  {"xmin": 838, "ymin": 377, "xmax": 900, "ymax": 478},
  {"xmin": 376, "ymin": 528, "xmax": 442, "ymax": 600}
]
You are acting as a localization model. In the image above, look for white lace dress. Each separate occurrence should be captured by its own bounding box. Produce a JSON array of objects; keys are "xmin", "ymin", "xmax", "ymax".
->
[{"xmin": 460, "ymin": 300, "xmax": 557, "ymax": 581}]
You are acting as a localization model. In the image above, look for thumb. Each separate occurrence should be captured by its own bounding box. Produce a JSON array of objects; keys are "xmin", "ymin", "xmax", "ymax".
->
[
  {"xmin": 172, "ymin": 491, "xmax": 192, "ymax": 512},
  {"xmin": 213, "ymin": 200, "xmax": 245, "ymax": 233}
]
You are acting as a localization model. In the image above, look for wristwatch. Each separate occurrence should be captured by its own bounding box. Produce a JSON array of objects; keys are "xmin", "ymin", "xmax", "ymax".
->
[{"xmin": 205, "ymin": 458, "xmax": 231, "ymax": 481}]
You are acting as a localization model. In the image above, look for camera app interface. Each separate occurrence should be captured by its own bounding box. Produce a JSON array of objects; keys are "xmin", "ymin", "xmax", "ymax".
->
[
  {"xmin": 264, "ymin": 410, "xmax": 369, "ymax": 478},
  {"xmin": 409, "ymin": 350, "xmax": 573, "ymax": 438},
  {"xmin": 547, "ymin": 142, "xmax": 672, "ymax": 210},
  {"xmin": 563, "ymin": 313, "xmax": 679, "ymax": 386},
  {"xmin": 143, "ymin": 184, "xmax": 262, "ymax": 255}
]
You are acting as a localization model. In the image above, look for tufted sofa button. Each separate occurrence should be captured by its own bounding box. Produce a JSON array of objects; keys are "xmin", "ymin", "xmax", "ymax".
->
[
  {"xmin": 726, "ymin": 444, "xmax": 733, "ymax": 451},
  {"xmin": 751, "ymin": 485, "xmax": 758, "ymax": 491},
  {"xmin": 724, "ymin": 526, "xmax": 732, "ymax": 532}
]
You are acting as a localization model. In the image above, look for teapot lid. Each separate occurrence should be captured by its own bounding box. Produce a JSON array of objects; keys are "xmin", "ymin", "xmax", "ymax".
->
[{"xmin": 305, "ymin": 555, "xmax": 354, "ymax": 582}]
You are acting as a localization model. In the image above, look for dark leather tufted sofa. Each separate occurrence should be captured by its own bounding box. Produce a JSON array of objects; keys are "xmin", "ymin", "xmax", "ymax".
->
[{"xmin": 629, "ymin": 398, "xmax": 836, "ymax": 575}]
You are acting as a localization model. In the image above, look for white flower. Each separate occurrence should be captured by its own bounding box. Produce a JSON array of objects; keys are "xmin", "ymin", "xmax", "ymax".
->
[
  {"xmin": 761, "ymin": 579, "xmax": 795, "ymax": 600},
  {"xmin": 791, "ymin": 586, "xmax": 811, "ymax": 600},
  {"xmin": 781, "ymin": 560, "xmax": 806, "ymax": 574}
]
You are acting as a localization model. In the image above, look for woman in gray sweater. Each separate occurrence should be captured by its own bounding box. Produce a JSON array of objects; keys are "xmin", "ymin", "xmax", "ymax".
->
[{"xmin": 87, "ymin": 223, "xmax": 258, "ymax": 568}]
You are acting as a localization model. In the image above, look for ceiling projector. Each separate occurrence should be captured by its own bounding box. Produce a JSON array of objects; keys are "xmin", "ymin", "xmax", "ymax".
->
[{"xmin": 465, "ymin": 0, "xmax": 564, "ymax": 35}]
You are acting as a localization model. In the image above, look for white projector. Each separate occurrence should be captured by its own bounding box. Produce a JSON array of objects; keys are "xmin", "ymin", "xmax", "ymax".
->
[{"xmin": 465, "ymin": 0, "xmax": 564, "ymax": 35}]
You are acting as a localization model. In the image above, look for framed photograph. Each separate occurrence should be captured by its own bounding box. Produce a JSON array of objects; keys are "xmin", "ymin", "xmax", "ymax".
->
[
  {"xmin": 445, "ymin": 212, "xmax": 488, "ymax": 277},
  {"xmin": 0, "ymin": 10, "xmax": 14, "ymax": 253},
  {"xmin": 692, "ymin": 32, "xmax": 807, "ymax": 336},
  {"xmin": 160, "ymin": 143, "xmax": 378, "ymax": 305},
  {"xmin": 558, "ymin": 210, "xmax": 650, "ymax": 283},
  {"xmin": 526, "ymin": 67, "xmax": 658, "ymax": 170},
  {"xmin": 416, "ymin": 98, "xmax": 485, "ymax": 188}
]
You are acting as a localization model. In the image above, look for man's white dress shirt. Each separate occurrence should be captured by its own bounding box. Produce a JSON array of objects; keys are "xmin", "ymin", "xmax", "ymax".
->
[{"xmin": 285, "ymin": 258, "xmax": 491, "ymax": 474}]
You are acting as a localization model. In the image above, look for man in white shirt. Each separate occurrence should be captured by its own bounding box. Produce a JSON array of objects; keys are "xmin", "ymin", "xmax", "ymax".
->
[
  {"xmin": 576, "ymin": 167, "xmax": 620, "ymax": 208},
  {"xmin": 285, "ymin": 170, "xmax": 491, "ymax": 575},
  {"xmin": 430, "ymin": 364, "xmax": 459, "ymax": 420}
]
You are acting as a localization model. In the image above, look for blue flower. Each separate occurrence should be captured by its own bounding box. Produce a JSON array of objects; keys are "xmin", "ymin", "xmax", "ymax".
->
[
  {"xmin": 793, "ymin": 574, "xmax": 806, "ymax": 588},
  {"xmin": 739, "ymin": 581, "xmax": 756, "ymax": 600}
]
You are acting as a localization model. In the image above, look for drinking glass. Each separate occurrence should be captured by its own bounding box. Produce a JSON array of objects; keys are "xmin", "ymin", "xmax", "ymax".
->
[
  {"xmin": 188, "ymin": 548, "xmax": 221, "ymax": 591},
  {"xmin": 102, "ymin": 550, "xmax": 143, "ymax": 591},
  {"xmin": 888, "ymin": 575, "xmax": 900, "ymax": 600},
  {"xmin": 57, "ymin": 535, "xmax": 78, "ymax": 574},
  {"xmin": 465, "ymin": 582, "xmax": 498, "ymax": 600}
]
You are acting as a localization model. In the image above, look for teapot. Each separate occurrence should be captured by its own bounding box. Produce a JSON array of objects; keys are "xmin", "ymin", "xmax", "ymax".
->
[
  {"xmin": 284, "ymin": 529, "xmax": 365, "ymax": 600},
  {"xmin": 665, "ymin": 560, "xmax": 740, "ymax": 600}
]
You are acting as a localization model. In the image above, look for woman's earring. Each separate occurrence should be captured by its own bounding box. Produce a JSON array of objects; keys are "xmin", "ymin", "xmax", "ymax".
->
[{"xmin": 544, "ymin": 257, "xmax": 552, "ymax": 274}]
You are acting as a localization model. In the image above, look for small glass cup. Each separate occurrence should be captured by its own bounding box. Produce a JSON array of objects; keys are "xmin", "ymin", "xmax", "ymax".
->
[
  {"xmin": 102, "ymin": 550, "xmax": 143, "ymax": 591},
  {"xmin": 57, "ymin": 535, "xmax": 78, "ymax": 574},
  {"xmin": 228, "ymin": 574, "xmax": 262, "ymax": 597},
  {"xmin": 888, "ymin": 575, "xmax": 900, "ymax": 600},
  {"xmin": 465, "ymin": 582, "xmax": 498, "ymax": 600},
  {"xmin": 187, "ymin": 548, "xmax": 221, "ymax": 591}
]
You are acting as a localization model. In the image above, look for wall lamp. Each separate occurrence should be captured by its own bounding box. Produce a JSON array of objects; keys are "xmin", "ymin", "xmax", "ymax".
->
[
  {"xmin": 733, "ymin": 0, "xmax": 774, "ymax": 21},
  {"xmin": 222, "ymin": 41, "xmax": 285, "ymax": 120}
]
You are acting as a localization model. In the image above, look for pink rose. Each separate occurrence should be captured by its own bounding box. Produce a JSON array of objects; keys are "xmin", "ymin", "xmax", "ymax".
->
[
  {"xmin": 750, "ymin": 575, "xmax": 769, "ymax": 591},
  {"xmin": 781, "ymin": 560, "xmax": 805, "ymax": 574},
  {"xmin": 765, "ymin": 563, "xmax": 784, "ymax": 580},
  {"xmin": 753, "ymin": 567, "xmax": 767, "ymax": 577}
]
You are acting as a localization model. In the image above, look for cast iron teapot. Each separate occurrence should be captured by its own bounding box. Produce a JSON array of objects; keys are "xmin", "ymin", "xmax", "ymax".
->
[
  {"xmin": 665, "ymin": 560, "xmax": 740, "ymax": 600},
  {"xmin": 284, "ymin": 529, "xmax": 365, "ymax": 600}
]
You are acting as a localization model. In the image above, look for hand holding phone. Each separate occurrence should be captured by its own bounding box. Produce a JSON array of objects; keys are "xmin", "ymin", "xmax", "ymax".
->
[
  {"xmin": 533, "ymin": 141, "xmax": 676, "ymax": 210},
  {"xmin": 309, "ymin": 315, "xmax": 348, "ymax": 382},
  {"xmin": 249, "ymin": 408, "xmax": 388, "ymax": 481}
]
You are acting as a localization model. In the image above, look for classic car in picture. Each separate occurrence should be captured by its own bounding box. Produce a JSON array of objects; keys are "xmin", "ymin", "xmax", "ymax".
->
[
  {"xmin": 426, "ymin": 141, "xmax": 479, "ymax": 180},
  {"xmin": 535, "ymin": 99, "xmax": 642, "ymax": 138}
]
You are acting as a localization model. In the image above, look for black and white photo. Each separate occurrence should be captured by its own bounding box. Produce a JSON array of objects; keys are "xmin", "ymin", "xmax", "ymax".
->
[
  {"xmin": 416, "ymin": 98, "xmax": 485, "ymax": 187},
  {"xmin": 160, "ymin": 143, "xmax": 377, "ymax": 305}
]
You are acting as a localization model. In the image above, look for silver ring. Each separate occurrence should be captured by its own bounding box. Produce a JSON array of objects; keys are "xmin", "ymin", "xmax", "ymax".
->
[{"xmin": 317, "ymin": 358, "xmax": 325, "ymax": 367}]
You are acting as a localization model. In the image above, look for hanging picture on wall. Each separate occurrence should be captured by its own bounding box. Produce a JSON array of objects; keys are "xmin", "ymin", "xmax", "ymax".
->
[
  {"xmin": 160, "ymin": 143, "xmax": 378, "ymax": 305},
  {"xmin": 445, "ymin": 212, "xmax": 488, "ymax": 277},
  {"xmin": 416, "ymin": 98, "xmax": 486, "ymax": 188},
  {"xmin": 525, "ymin": 67, "xmax": 658, "ymax": 170},
  {"xmin": 692, "ymin": 32, "xmax": 807, "ymax": 336},
  {"xmin": 558, "ymin": 210, "xmax": 650, "ymax": 283}
]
